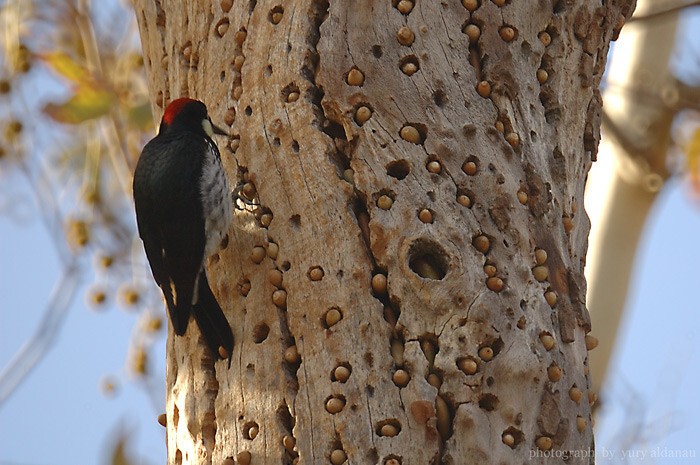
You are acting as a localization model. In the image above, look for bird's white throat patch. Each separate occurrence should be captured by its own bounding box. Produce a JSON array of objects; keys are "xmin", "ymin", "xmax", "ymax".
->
[{"xmin": 201, "ymin": 119, "xmax": 214, "ymax": 138}]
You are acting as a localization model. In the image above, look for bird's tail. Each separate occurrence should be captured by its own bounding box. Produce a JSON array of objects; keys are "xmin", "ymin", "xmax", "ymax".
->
[{"xmin": 192, "ymin": 271, "xmax": 234, "ymax": 365}]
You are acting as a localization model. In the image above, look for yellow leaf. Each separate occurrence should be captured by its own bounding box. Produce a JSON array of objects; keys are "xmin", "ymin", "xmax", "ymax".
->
[
  {"xmin": 39, "ymin": 52, "xmax": 89, "ymax": 84},
  {"xmin": 43, "ymin": 87, "xmax": 114, "ymax": 124}
]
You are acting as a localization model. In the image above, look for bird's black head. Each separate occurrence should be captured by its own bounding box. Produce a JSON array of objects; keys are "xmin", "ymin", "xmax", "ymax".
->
[{"xmin": 159, "ymin": 98, "xmax": 227, "ymax": 137}]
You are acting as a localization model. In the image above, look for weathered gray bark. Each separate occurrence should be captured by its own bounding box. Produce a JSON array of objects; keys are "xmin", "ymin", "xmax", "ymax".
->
[{"xmin": 134, "ymin": 1, "xmax": 634, "ymax": 464}]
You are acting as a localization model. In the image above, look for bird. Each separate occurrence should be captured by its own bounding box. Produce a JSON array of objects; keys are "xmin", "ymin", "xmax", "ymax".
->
[{"xmin": 133, "ymin": 97, "xmax": 234, "ymax": 363}]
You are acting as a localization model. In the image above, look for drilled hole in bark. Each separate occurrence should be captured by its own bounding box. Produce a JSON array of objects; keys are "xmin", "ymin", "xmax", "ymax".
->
[
  {"xmin": 433, "ymin": 89, "xmax": 447, "ymax": 107},
  {"xmin": 331, "ymin": 362, "xmax": 352, "ymax": 382},
  {"xmin": 386, "ymin": 159, "xmax": 411, "ymax": 180},
  {"xmin": 376, "ymin": 418, "xmax": 402, "ymax": 437},
  {"xmin": 502, "ymin": 426, "xmax": 524, "ymax": 449},
  {"xmin": 425, "ymin": 155, "xmax": 443, "ymax": 175},
  {"xmin": 456, "ymin": 356, "xmax": 479, "ymax": 375},
  {"xmin": 281, "ymin": 261, "xmax": 291, "ymax": 272},
  {"xmin": 426, "ymin": 370, "xmax": 442, "ymax": 388},
  {"xmin": 375, "ymin": 189, "xmax": 396, "ymax": 211},
  {"xmin": 499, "ymin": 24, "xmax": 518, "ymax": 42},
  {"xmin": 325, "ymin": 394, "xmax": 346, "ymax": 414},
  {"xmin": 268, "ymin": 5, "xmax": 284, "ymax": 23},
  {"xmin": 479, "ymin": 336, "xmax": 504, "ymax": 360},
  {"xmin": 243, "ymin": 421, "xmax": 260, "ymax": 440},
  {"xmin": 462, "ymin": 155, "xmax": 480, "ymax": 175},
  {"xmin": 292, "ymin": 140, "xmax": 299, "ymax": 152},
  {"xmin": 472, "ymin": 233, "xmax": 492, "ymax": 254},
  {"xmin": 456, "ymin": 188, "xmax": 474, "ymax": 208},
  {"xmin": 237, "ymin": 278, "xmax": 251, "ymax": 297},
  {"xmin": 393, "ymin": 0, "xmax": 415, "ymax": 15},
  {"xmin": 345, "ymin": 65, "xmax": 366, "ymax": 86},
  {"xmin": 215, "ymin": 18, "xmax": 230, "ymax": 37},
  {"xmin": 281, "ymin": 82, "xmax": 300, "ymax": 102},
  {"xmin": 289, "ymin": 214, "xmax": 301, "ymax": 227},
  {"xmin": 419, "ymin": 334, "xmax": 439, "ymax": 365},
  {"xmin": 478, "ymin": 393, "xmax": 499, "ymax": 411},
  {"xmin": 408, "ymin": 239, "xmax": 448, "ymax": 279},
  {"xmin": 323, "ymin": 306, "xmax": 343, "ymax": 328},
  {"xmin": 399, "ymin": 122, "xmax": 428, "ymax": 144},
  {"xmin": 384, "ymin": 456, "xmax": 403, "ymax": 465},
  {"xmin": 545, "ymin": 24, "xmax": 559, "ymax": 43},
  {"xmin": 372, "ymin": 44, "xmax": 383, "ymax": 58},
  {"xmin": 329, "ymin": 435, "xmax": 346, "ymax": 464},
  {"xmin": 253, "ymin": 322, "xmax": 270, "ymax": 343},
  {"xmin": 399, "ymin": 55, "xmax": 420, "ymax": 75},
  {"xmin": 364, "ymin": 351, "xmax": 374, "ymax": 367}
]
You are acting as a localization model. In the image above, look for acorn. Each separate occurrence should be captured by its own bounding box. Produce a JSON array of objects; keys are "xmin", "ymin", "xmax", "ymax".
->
[{"xmin": 346, "ymin": 68, "xmax": 365, "ymax": 86}]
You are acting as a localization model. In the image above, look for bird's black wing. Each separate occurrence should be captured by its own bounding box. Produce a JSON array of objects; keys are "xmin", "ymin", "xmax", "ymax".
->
[{"xmin": 133, "ymin": 133, "xmax": 207, "ymax": 335}]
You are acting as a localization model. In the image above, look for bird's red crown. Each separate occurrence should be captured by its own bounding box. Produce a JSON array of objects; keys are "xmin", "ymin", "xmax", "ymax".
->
[{"xmin": 162, "ymin": 98, "xmax": 198, "ymax": 125}]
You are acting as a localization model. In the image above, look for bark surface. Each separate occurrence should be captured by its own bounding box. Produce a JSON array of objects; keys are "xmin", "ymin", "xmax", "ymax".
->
[{"xmin": 134, "ymin": 1, "xmax": 635, "ymax": 464}]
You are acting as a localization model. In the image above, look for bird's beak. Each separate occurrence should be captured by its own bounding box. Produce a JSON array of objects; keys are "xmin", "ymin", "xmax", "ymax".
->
[{"xmin": 212, "ymin": 123, "xmax": 228, "ymax": 136}]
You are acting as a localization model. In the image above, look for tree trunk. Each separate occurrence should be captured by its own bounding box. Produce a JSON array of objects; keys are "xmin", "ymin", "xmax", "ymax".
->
[{"xmin": 134, "ymin": 1, "xmax": 634, "ymax": 464}]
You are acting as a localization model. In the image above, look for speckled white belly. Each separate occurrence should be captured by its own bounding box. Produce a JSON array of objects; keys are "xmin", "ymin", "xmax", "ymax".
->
[{"xmin": 199, "ymin": 140, "xmax": 233, "ymax": 258}]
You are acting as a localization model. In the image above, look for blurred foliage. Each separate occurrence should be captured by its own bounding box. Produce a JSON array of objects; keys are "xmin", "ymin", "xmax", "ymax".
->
[{"xmin": 0, "ymin": 0, "xmax": 165, "ymax": 407}]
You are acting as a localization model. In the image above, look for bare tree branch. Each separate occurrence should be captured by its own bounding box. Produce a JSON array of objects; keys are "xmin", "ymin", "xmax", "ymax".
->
[{"xmin": 0, "ymin": 258, "xmax": 81, "ymax": 406}]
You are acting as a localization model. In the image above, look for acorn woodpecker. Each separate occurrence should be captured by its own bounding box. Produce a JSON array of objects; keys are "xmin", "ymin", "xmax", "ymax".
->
[{"xmin": 133, "ymin": 98, "xmax": 234, "ymax": 362}]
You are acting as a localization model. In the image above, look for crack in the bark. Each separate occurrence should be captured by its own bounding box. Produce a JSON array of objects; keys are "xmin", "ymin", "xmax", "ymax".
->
[
  {"xmin": 272, "ymin": 2, "xmax": 330, "ymax": 462},
  {"xmin": 299, "ymin": 339, "xmax": 316, "ymax": 464},
  {"xmin": 436, "ymin": 8, "xmax": 469, "ymax": 106},
  {"xmin": 198, "ymin": 350, "xmax": 219, "ymax": 465}
]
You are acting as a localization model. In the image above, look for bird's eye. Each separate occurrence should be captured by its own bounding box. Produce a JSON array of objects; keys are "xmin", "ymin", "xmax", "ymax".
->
[{"xmin": 201, "ymin": 119, "xmax": 214, "ymax": 137}]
